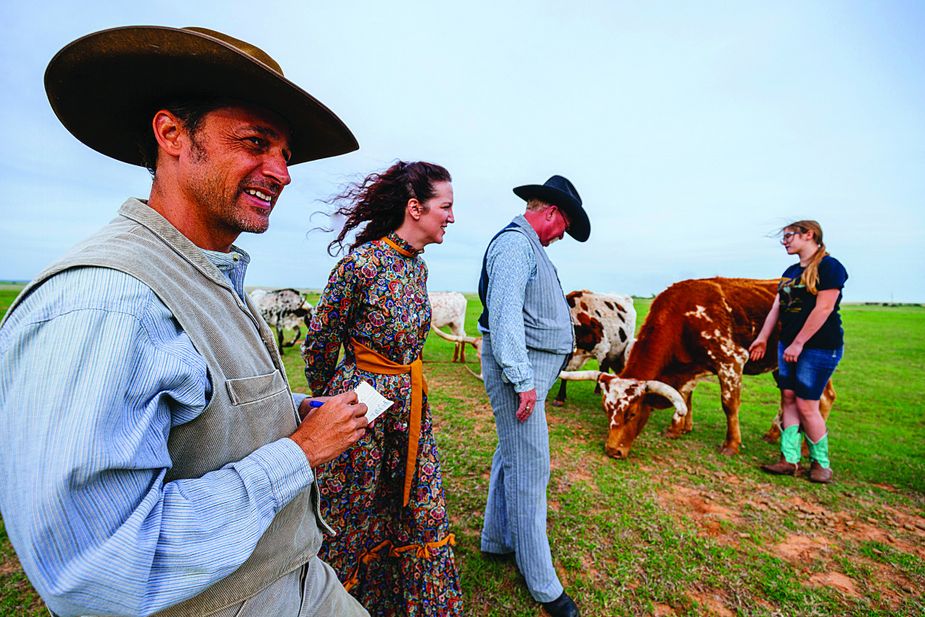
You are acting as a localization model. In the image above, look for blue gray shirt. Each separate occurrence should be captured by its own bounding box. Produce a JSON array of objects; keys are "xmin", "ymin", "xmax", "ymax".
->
[
  {"xmin": 478, "ymin": 215, "xmax": 574, "ymax": 392},
  {"xmin": 0, "ymin": 249, "xmax": 313, "ymax": 616}
]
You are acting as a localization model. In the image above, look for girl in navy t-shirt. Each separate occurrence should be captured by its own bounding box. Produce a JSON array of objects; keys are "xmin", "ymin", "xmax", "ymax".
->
[{"xmin": 748, "ymin": 220, "xmax": 847, "ymax": 484}]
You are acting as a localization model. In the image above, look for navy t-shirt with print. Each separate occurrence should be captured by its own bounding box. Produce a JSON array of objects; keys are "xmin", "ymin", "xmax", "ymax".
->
[{"xmin": 778, "ymin": 255, "xmax": 848, "ymax": 349}]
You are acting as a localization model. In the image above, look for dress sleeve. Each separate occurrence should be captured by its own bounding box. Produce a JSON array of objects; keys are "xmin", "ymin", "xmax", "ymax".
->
[
  {"xmin": 484, "ymin": 233, "xmax": 538, "ymax": 392},
  {"xmin": 302, "ymin": 252, "xmax": 363, "ymax": 394}
]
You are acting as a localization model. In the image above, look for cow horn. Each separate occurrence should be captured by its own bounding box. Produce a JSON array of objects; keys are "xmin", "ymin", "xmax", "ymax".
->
[
  {"xmin": 558, "ymin": 370, "xmax": 602, "ymax": 381},
  {"xmin": 644, "ymin": 380, "xmax": 688, "ymax": 422},
  {"xmin": 430, "ymin": 326, "xmax": 476, "ymax": 344},
  {"xmin": 464, "ymin": 364, "xmax": 484, "ymax": 381}
]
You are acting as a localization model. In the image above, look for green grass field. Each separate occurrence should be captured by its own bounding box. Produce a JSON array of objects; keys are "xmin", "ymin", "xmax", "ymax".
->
[{"xmin": 2, "ymin": 286, "xmax": 923, "ymax": 616}]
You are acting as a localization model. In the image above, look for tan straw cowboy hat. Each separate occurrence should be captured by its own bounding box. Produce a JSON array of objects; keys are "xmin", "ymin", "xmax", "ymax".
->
[{"xmin": 44, "ymin": 26, "xmax": 358, "ymax": 166}]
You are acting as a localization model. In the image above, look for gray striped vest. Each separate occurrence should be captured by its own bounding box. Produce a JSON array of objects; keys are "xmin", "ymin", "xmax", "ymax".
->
[
  {"xmin": 478, "ymin": 215, "xmax": 574, "ymax": 354},
  {"xmin": 6, "ymin": 199, "xmax": 327, "ymax": 616}
]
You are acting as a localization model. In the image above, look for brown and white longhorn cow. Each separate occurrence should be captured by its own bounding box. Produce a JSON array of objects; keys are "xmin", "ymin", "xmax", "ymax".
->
[
  {"xmin": 560, "ymin": 278, "xmax": 835, "ymax": 459},
  {"xmin": 553, "ymin": 290, "xmax": 636, "ymax": 405}
]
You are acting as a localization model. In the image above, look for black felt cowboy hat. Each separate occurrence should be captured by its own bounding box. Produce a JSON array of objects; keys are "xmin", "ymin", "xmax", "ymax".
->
[
  {"xmin": 513, "ymin": 175, "xmax": 591, "ymax": 242},
  {"xmin": 44, "ymin": 26, "xmax": 358, "ymax": 166}
]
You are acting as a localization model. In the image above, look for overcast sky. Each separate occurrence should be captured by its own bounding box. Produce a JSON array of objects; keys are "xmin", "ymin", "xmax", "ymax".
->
[{"xmin": 2, "ymin": 1, "xmax": 923, "ymax": 301}]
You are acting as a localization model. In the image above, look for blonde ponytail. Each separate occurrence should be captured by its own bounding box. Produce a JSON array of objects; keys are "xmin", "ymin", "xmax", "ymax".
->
[{"xmin": 801, "ymin": 242, "xmax": 828, "ymax": 295}]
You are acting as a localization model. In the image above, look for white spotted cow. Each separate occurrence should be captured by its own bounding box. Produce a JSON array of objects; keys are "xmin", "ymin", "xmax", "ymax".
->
[
  {"xmin": 553, "ymin": 290, "xmax": 636, "ymax": 406},
  {"xmin": 249, "ymin": 288, "xmax": 312, "ymax": 350},
  {"xmin": 428, "ymin": 291, "xmax": 477, "ymax": 363},
  {"xmin": 559, "ymin": 278, "xmax": 835, "ymax": 459}
]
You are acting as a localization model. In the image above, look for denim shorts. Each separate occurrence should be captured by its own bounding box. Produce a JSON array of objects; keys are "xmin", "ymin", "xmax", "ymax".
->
[{"xmin": 777, "ymin": 343, "xmax": 843, "ymax": 400}]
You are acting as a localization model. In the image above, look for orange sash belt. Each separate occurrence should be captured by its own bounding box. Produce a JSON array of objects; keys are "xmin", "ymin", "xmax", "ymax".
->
[{"xmin": 351, "ymin": 337, "xmax": 426, "ymax": 507}]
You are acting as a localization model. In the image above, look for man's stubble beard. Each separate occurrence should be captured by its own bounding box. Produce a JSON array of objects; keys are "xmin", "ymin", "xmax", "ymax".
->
[{"xmin": 187, "ymin": 133, "xmax": 270, "ymax": 236}]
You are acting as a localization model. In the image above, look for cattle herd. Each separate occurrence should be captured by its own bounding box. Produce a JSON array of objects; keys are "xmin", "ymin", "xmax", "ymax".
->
[
  {"xmin": 248, "ymin": 279, "xmax": 836, "ymax": 462},
  {"xmin": 429, "ymin": 278, "xmax": 836, "ymax": 461}
]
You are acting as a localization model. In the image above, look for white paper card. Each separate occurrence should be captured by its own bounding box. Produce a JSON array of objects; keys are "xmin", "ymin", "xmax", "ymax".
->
[{"xmin": 355, "ymin": 380, "xmax": 393, "ymax": 425}]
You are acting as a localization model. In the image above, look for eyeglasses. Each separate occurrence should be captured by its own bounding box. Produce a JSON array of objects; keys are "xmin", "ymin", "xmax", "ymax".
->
[{"xmin": 780, "ymin": 231, "xmax": 802, "ymax": 243}]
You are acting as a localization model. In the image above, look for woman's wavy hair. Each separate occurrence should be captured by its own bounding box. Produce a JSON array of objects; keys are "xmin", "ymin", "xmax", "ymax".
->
[
  {"xmin": 325, "ymin": 161, "xmax": 451, "ymax": 255},
  {"xmin": 782, "ymin": 219, "xmax": 827, "ymax": 294}
]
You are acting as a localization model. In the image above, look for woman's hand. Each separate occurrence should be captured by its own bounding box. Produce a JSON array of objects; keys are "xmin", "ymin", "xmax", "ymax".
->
[
  {"xmin": 782, "ymin": 341, "xmax": 804, "ymax": 363},
  {"xmin": 748, "ymin": 337, "xmax": 767, "ymax": 361}
]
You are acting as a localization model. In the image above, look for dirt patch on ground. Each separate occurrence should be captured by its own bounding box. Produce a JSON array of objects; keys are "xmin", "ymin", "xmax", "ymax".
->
[
  {"xmin": 550, "ymin": 442, "xmax": 598, "ymax": 487},
  {"xmin": 787, "ymin": 496, "xmax": 828, "ymax": 517},
  {"xmin": 880, "ymin": 505, "xmax": 925, "ymax": 552},
  {"xmin": 745, "ymin": 490, "xmax": 925, "ymax": 557},
  {"xmin": 830, "ymin": 515, "xmax": 925, "ymax": 560},
  {"xmin": 565, "ymin": 464, "xmax": 594, "ymax": 484},
  {"xmin": 0, "ymin": 556, "xmax": 23, "ymax": 576},
  {"xmin": 773, "ymin": 534, "xmax": 830, "ymax": 562},
  {"xmin": 871, "ymin": 559, "xmax": 920, "ymax": 601},
  {"xmin": 657, "ymin": 485, "xmax": 744, "ymax": 541},
  {"xmin": 688, "ymin": 590, "xmax": 735, "ymax": 616},
  {"xmin": 807, "ymin": 571, "xmax": 859, "ymax": 597},
  {"xmin": 549, "ymin": 445, "xmax": 606, "ymax": 511},
  {"xmin": 579, "ymin": 553, "xmax": 605, "ymax": 584},
  {"xmin": 647, "ymin": 463, "xmax": 925, "ymax": 614},
  {"xmin": 660, "ymin": 486, "xmax": 737, "ymax": 519}
]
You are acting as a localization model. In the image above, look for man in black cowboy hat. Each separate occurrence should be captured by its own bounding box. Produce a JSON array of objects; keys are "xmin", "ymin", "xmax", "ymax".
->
[
  {"xmin": 476, "ymin": 175, "xmax": 590, "ymax": 617},
  {"xmin": 0, "ymin": 27, "xmax": 370, "ymax": 616}
]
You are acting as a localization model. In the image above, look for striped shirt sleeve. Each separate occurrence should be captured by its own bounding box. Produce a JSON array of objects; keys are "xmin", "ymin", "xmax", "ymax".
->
[
  {"xmin": 484, "ymin": 232, "xmax": 537, "ymax": 392},
  {"xmin": 0, "ymin": 267, "xmax": 313, "ymax": 616}
]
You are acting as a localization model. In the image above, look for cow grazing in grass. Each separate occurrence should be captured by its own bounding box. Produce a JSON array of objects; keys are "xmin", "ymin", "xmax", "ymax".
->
[
  {"xmin": 249, "ymin": 288, "xmax": 312, "ymax": 350},
  {"xmin": 560, "ymin": 277, "xmax": 835, "ymax": 459},
  {"xmin": 553, "ymin": 290, "xmax": 636, "ymax": 406},
  {"xmin": 428, "ymin": 291, "xmax": 476, "ymax": 363}
]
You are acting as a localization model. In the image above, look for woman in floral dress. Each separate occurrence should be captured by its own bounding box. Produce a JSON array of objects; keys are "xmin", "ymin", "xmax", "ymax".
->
[{"xmin": 302, "ymin": 161, "xmax": 463, "ymax": 616}]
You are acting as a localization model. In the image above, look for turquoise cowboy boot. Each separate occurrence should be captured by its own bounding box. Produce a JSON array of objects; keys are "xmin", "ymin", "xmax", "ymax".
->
[
  {"xmin": 761, "ymin": 424, "xmax": 802, "ymax": 475},
  {"xmin": 806, "ymin": 433, "xmax": 833, "ymax": 483}
]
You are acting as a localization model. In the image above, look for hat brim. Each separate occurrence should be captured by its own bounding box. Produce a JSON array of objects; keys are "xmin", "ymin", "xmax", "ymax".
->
[
  {"xmin": 513, "ymin": 184, "xmax": 590, "ymax": 242},
  {"xmin": 44, "ymin": 26, "xmax": 358, "ymax": 166}
]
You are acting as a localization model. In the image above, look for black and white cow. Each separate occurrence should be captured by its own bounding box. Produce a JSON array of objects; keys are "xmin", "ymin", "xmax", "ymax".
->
[{"xmin": 249, "ymin": 288, "xmax": 312, "ymax": 349}]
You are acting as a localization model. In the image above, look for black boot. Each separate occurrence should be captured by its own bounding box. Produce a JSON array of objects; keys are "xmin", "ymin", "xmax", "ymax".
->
[
  {"xmin": 542, "ymin": 591, "xmax": 579, "ymax": 617},
  {"xmin": 480, "ymin": 550, "xmax": 515, "ymax": 563}
]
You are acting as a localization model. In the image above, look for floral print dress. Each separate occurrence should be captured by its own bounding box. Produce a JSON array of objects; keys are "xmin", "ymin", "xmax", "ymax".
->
[{"xmin": 302, "ymin": 233, "xmax": 463, "ymax": 617}]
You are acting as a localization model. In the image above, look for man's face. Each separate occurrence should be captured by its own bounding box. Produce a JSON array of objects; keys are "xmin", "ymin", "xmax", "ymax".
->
[
  {"xmin": 539, "ymin": 205, "xmax": 570, "ymax": 246},
  {"xmin": 179, "ymin": 105, "xmax": 292, "ymax": 242}
]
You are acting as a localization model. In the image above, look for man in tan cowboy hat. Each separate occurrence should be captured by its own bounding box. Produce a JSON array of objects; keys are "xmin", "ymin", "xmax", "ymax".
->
[
  {"xmin": 476, "ymin": 175, "xmax": 590, "ymax": 617},
  {"xmin": 0, "ymin": 26, "xmax": 370, "ymax": 616}
]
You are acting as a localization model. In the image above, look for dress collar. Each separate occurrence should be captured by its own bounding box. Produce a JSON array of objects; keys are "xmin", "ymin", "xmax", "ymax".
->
[{"xmin": 383, "ymin": 232, "xmax": 423, "ymax": 257}]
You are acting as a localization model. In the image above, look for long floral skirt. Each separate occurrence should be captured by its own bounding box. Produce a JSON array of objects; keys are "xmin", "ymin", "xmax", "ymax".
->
[{"xmin": 317, "ymin": 367, "xmax": 463, "ymax": 617}]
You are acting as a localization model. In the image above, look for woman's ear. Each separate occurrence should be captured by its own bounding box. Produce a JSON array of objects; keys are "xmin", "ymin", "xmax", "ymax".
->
[{"xmin": 407, "ymin": 198, "xmax": 424, "ymax": 221}]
